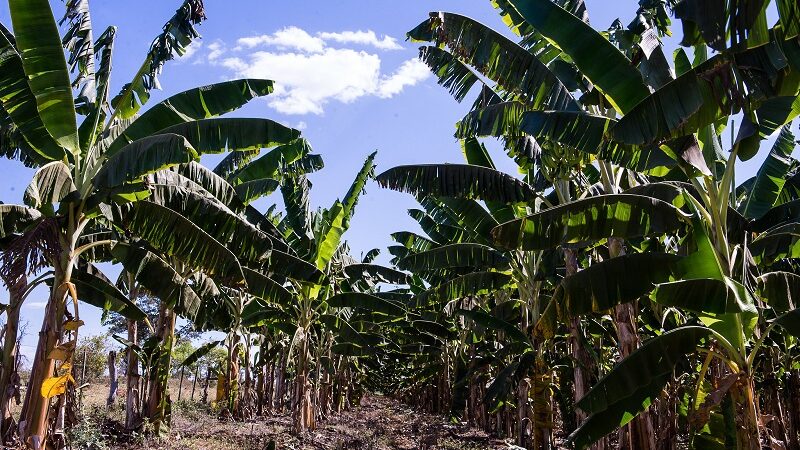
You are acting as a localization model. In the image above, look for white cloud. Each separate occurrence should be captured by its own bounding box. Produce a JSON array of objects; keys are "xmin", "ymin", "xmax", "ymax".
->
[
  {"xmin": 234, "ymin": 28, "xmax": 402, "ymax": 54},
  {"xmin": 295, "ymin": 121, "xmax": 308, "ymax": 130},
  {"xmin": 219, "ymin": 48, "xmax": 429, "ymax": 115},
  {"xmin": 228, "ymin": 48, "xmax": 380, "ymax": 114},
  {"xmin": 317, "ymin": 30, "xmax": 402, "ymax": 50},
  {"xmin": 209, "ymin": 26, "xmax": 428, "ymax": 115},
  {"xmin": 221, "ymin": 57, "xmax": 247, "ymax": 72},
  {"xmin": 177, "ymin": 41, "xmax": 202, "ymax": 63},
  {"xmin": 25, "ymin": 301, "xmax": 47, "ymax": 309},
  {"xmin": 236, "ymin": 27, "xmax": 325, "ymax": 53},
  {"xmin": 207, "ymin": 41, "xmax": 226, "ymax": 62},
  {"xmin": 377, "ymin": 59, "xmax": 431, "ymax": 98}
]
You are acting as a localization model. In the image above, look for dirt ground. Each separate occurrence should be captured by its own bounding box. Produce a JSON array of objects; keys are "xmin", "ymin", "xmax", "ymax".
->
[{"xmin": 69, "ymin": 381, "xmax": 509, "ymax": 450}]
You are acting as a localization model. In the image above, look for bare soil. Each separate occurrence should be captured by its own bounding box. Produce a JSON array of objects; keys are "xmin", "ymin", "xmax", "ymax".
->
[
  {"xmin": 137, "ymin": 396, "xmax": 504, "ymax": 450},
  {"xmin": 71, "ymin": 382, "xmax": 508, "ymax": 449}
]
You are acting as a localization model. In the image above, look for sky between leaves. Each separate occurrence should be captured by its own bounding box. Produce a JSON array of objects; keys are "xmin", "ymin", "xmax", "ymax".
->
[{"xmin": 0, "ymin": 0, "xmax": 772, "ymax": 360}]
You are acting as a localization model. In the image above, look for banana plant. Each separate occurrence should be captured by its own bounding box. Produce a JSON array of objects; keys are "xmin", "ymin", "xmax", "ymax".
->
[
  {"xmin": 376, "ymin": 136, "xmax": 576, "ymax": 447},
  {"xmin": 109, "ymin": 145, "xmax": 327, "ymax": 432},
  {"xmin": 406, "ymin": 4, "xmax": 710, "ymax": 446},
  {"xmin": 270, "ymin": 153, "xmax": 386, "ymax": 433},
  {"xmin": 249, "ymin": 150, "xmax": 415, "ymax": 433},
  {"xmin": 0, "ymin": 0, "xmax": 305, "ymax": 445},
  {"xmin": 481, "ymin": 1, "xmax": 800, "ymax": 447},
  {"xmin": 511, "ymin": 131, "xmax": 798, "ymax": 449},
  {"xmin": 404, "ymin": 0, "xmax": 800, "ymax": 448},
  {"xmin": 97, "ymin": 134, "xmax": 324, "ymax": 433}
]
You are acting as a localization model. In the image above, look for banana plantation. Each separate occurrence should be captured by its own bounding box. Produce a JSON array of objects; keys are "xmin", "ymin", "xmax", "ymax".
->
[{"xmin": 1, "ymin": 0, "xmax": 800, "ymax": 448}]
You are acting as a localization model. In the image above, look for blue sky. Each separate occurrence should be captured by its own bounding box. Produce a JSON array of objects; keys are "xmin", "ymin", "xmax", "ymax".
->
[{"xmin": 0, "ymin": 0, "xmax": 774, "ymax": 360}]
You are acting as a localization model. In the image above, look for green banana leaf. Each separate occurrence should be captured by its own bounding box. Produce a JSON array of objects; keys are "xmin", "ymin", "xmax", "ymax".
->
[
  {"xmin": 23, "ymin": 161, "xmax": 76, "ymax": 208},
  {"xmin": 149, "ymin": 118, "xmax": 300, "ymax": 156},
  {"xmin": 112, "ymin": 243, "xmax": 205, "ymax": 319},
  {"xmin": 242, "ymin": 268, "xmax": 293, "ymax": 305},
  {"xmin": 144, "ymin": 184, "xmax": 274, "ymax": 265},
  {"xmin": 231, "ymin": 139, "xmax": 312, "ymax": 185},
  {"xmin": 343, "ymin": 264, "xmax": 410, "ymax": 285},
  {"xmin": 117, "ymin": 201, "xmax": 244, "ymax": 283},
  {"xmin": 93, "ymin": 134, "xmax": 199, "ymax": 189},
  {"xmin": 758, "ymin": 271, "xmax": 800, "ymax": 312},
  {"xmin": 396, "ymin": 243, "xmax": 510, "ymax": 272},
  {"xmin": 327, "ymin": 292, "xmax": 406, "ymax": 316},
  {"xmin": 492, "ymin": 194, "xmax": 689, "ymax": 250},
  {"xmin": 8, "ymin": 0, "xmax": 79, "ymax": 155},
  {"xmin": 408, "ymin": 12, "xmax": 578, "ymax": 111},
  {"xmin": 0, "ymin": 28, "xmax": 63, "ymax": 162},
  {"xmin": 414, "ymin": 272, "xmax": 513, "ymax": 307},
  {"xmin": 417, "ymin": 46, "xmax": 480, "ymax": 103},
  {"xmin": 456, "ymin": 308, "xmax": 530, "ymax": 347},
  {"xmin": 738, "ymin": 126, "xmax": 796, "ymax": 219},
  {"xmin": 570, "ymin": 326, "xmax": 712, "ymax": 449},
  {"xmin": 106, "ymin": 79, "xmax": 275, "ymax": 154},
  {"xmin": 0, "ymin": 204, "xmax": 43, "ymax": 238},
  {"xmin": 377, "ymin": 164, "xmax": 540, "ymax": 204},
  {"xmin": 506, "ymin": 0, "xmax": 649, "ymax": 114},
  {"xmin": 72, "ymin": 268, "xmax": 148, "ymax": 321},
  {"xmin": 179, "ymin": 340, "xmax": 223, "ymax": 367}
]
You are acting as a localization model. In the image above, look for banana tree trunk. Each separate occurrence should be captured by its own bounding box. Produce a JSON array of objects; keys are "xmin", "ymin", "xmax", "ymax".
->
[
  {"xmin": 312, "ymin": 344, "xmax": 323, "ymax": 422},
  {"xmin": 531, "ymin": 341, "xmax": 553, "ymax": 450},
  {"xmin": 318, "ymin": 343, "xmax": 332, "ymax": 418},
  {"xmin": 788, "ymin": 369, "xmax": 800, "ymax": 450},
  {"xmin": 517, "ymin": 305, "xmax": 531, "ymax": 448},
  {"xmin": 125, "ymin": 317, "xmax": 140, "ymax": 430},
  {"xmin": 264, "ymin": 361, "xmax": 274, "ymax": 414},
  {"xmin": 21, "ymin": 259, "xmax": 70, "ymax": 449},
  {"xmin": 564, "ymin": 249, "xmax": 591, "ymax": 423},
  {"xmin": 276, "ymin": 350, "xmax": 287, "ymax": 412},
  {"xmin": 124, "ymin": 279, "xmax": 141, "ymax": 430},
  {"xmin": 763, "ymin": 354, "xmax": 789, "ymax": 447},
  {"xmin": 144, "ymin": 302, "xmax": 175, "ymax": 436},
  {"xmin": 242, "ymin": 335, "xmax": 252, "ymax": 418},
  {"xmin": 201, "ymin": 365, "xmax": 210, "ymax": 404},
  {"xmin": 522, "ymin": 276, "xmax": 553, "ymax": 450},
  {"xmin": 256, "ymin": 362, "xmax": 265, "ymax": 416},
  {"xmin": 226, "ymin": 333, "xmax": 240, "ymax": 415},
  {"xmin": 735, "ymin": 376, "xmax": 762, "ymax": 450},
  {"xmin": 0, "ymin": 287, "xmax": 21, "ymax": 441},
  {"xmin": 608, "ymin": 238, "xmax": 655, "ymax": 450},
  {"xmin": 292, "ymin": 337, "xmax": 313, "ymax": 434}
]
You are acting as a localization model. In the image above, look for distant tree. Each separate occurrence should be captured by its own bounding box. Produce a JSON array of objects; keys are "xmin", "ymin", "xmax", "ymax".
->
[
  {"xmin": 73, "ymin": 335, "xmax": 109, "ymax": 383},
  {"xmin": 171, "ymin": 339, "xmax": 225, "ymax": 377},
  {"xmin": 107, "ymin": 293, "xmax": 201, "ymax": 345},
  {"xmin": 107, "ymin": 294, "xmax": 159, "ymax": 344},
  {"xmin": 170, "ymin": 337, "xmax": 196, "ymax": 376},
  {"xmin": 200, "ymin": 346, "xmax": 227, "ymax": 373}
]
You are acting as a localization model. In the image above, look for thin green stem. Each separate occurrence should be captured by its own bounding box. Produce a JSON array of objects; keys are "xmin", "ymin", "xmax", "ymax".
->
[
  {"xmin": 693, "ymin": 351, "xmax": 714, "ymax": 411},
  {"xmin": 707, "ymin": 328, "xmax": 744, "ymax": 368},
  {"xmin": 71, "ymin": 239, "xmax": 116, "ymax": 262},
  {"xmin": 747, "ymin": 322, "xmax": 778, "ymax": 368}
]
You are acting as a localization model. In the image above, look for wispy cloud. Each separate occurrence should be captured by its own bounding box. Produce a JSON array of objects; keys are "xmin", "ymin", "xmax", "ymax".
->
[
  {"xmin": 236, "ymin": 27, "xmax": 325, "ymax": 53},
  {"xmin": 377, "ymin": 59, "xmax": 432, "ymax": 98},
  {"xmin": 208, "ymin": 27, "xmax": 429, "ymax": 115},
  {"xmin": 177, "ymin": 41, "xmax": 202, "ymax": 63},
  {"xmin": 25, "ymin": 301, "xmax": 47, "ymax": 309},
  {"xmin": 207, "ymin": 41, "xmax": 227, "ymax": 62},
  {"xmin": 317, "ymin": 30, "xmax": 401, "ymax": 50}
]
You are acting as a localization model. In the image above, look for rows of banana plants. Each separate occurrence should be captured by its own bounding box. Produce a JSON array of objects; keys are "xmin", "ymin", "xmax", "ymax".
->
[
  {"xmin": 350, "ymin": 1, "xmax": 800, "ymax": 449},
  {"xmin": 3, "ymin": 0, "xmax": 800, "ymax": 449},
  {"xmin": 0, "ymin": 0, "xmax": 409, "ymax": 448}
]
